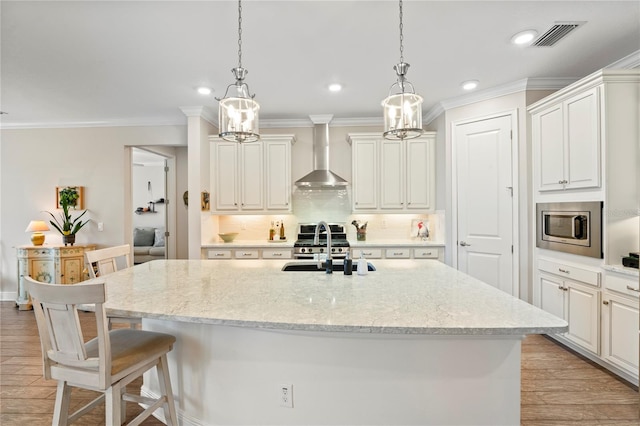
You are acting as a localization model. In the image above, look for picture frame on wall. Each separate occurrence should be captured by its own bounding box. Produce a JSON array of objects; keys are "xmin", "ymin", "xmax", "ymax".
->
[{"xmin": 55, "ymin": 186, "xmax": 84, "ymax": 210}]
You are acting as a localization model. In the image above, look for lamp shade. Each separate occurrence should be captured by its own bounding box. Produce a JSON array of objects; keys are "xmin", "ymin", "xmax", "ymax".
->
[
  {"xmin": 25, "ymin": 220, "xmax": 50, "ymax": 233},
  {"xmin": 25, "ymin": 220, "xmax": 50, "ymax": 246}
]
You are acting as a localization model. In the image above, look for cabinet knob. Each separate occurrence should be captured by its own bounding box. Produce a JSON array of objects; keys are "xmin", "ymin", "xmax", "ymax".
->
[
  {"xmin": 603, "ymin": 300, "xmax": 610, "ymax": 305},
  {"xmin": 558, "ymin": 268, "xmax": 570, "ymax": 274},
  {"xmin": 558, "ymin": 285, "xmax": 564, "ymax": 290},
  {"xmin": 459, "ymin": 241, "xmax": 471, "ymax": 247}
]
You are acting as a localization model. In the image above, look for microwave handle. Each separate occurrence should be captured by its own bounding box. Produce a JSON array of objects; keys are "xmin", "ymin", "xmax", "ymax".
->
[{"xmin": 573, "ymin": 215, "xmax": 587, "ymax": 239}]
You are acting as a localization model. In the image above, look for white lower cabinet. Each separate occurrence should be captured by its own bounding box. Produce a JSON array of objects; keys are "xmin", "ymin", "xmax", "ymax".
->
[
  {"xmin": 601, "ymin": 270, "xmax": 639, "ymax": 378},
  {"xmin": 352, "ymin": 246, "xmax": 443, "ymax": 261},
  {"xmin": 601, "ymin": 291, "xmax": 639, "ymax": 377},
  {"xmin": 536, "ymin": 260, "xmax": 601, "ymax": 355},
  {"xmin": 205, "ymin": 248, "xmax": 292, "ymax": 260}
]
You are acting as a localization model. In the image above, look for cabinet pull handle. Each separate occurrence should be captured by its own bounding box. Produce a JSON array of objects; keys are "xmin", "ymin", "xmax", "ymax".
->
[
  {"xmin": 603, "ymin": 300, "xmax": 609, "ymax": 305},
  {"xmin": 558, "ymin": 268, "xmax": 570, "ymax": 274},
  {"xmin": 626, "ymin": 285, "xmax": 640, "ymax": 292},
  {"xmin": 272, "ymin": 253, "xmax": 282, "ymax": 257},
  {"xmin": 459, "ymin": 241, "xmax": 471, "ymax": 247}
]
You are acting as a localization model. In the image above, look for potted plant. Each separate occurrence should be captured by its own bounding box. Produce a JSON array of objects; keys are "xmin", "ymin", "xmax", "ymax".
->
[{"xmin": 46, "ymin": 187, "xmax": 90, "ymax": 246}]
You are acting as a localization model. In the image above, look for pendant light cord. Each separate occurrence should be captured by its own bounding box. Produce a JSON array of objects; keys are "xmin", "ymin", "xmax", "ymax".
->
[
  {"xmin": 237, "ymin": 0, "xmax": 243, "ymax": 69},
  {"xmin": 398, "ymin": 0, "xmax": 404, "ymax": 63}
]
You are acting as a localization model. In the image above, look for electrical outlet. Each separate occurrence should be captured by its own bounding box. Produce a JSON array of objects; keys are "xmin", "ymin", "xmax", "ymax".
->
[
  {"xmin": 278, "ymin": 384, "xmax": 293, "ymax": 408},
  {"xmin": 97, "ymin": 222, "xmax": 104, "ymax": 232}
]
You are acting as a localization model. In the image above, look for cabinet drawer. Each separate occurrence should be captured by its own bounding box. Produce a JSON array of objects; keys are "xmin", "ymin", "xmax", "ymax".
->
[
  {"xmin": 414, "ymin": 248, "xmax": 439, "ymax": 259},
  {"xmin": 538, "ymin": 258, "xmax": 600, "ymax": 287},
  {"xmin": 235, "ymin": 250, "xmax": 259, "ymax": 259},
  {"xmin": 351, "ymin": 249, "xmax": 382, "ymax": 259},
  {"xmin": 605, "ymin": 273, "xmax": 640, "ymax": 299},
  {"xmin": 207, "ymin": 250, "xmax": 232, "ymax": 259},
  {"xmin": 385, "ymin": 248, "xmax": 410, "ymax": 258},
  {"xmin": 262, "ymin": 249, "xmax": 292, "ymax": 259}
]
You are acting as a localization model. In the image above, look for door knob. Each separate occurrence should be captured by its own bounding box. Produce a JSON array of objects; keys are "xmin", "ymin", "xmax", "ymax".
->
[{"xmin": 459, "ymin": 241, "xmax": 471, "ymax": 247}]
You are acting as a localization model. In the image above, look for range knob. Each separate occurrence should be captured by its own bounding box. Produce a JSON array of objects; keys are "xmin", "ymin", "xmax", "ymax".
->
[
  {"xmin": 307, "ymin": 248, "xmax": 313, "ymax": 253},
  {"xmin": 300, "ymin": 248, "xmax": 306, "ymax": 253},
  {"xmin": 319, "ymin": 248, "xmax": 324, "ymax": 253}
]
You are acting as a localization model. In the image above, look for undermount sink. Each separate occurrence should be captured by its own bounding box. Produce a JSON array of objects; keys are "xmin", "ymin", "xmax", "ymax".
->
[{"xmin": 281, "ymin": 261, "xmax": 376, "ymax": 272}]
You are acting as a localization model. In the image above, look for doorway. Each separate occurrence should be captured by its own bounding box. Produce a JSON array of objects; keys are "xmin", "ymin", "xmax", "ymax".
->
[
  {"xmin": 452, "ymin": 112, "xmax": 519, "ymax": 296},
  {"xmin": 130, "ymin": 147, "xmax": 176, "ymax": 263}
]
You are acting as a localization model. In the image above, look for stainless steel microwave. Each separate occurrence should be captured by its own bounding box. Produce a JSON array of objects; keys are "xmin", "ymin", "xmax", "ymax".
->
[{"xmin": 536, "ymin": 201, "xmax": 603, "ymax": 258}]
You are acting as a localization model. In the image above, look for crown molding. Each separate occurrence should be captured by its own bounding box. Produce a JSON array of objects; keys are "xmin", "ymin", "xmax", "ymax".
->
[
  {"xmin": 261, "ymin": 116, "xmax": 383, "ymax": 128},
  {"xmin": 179, "ymin": 106, "xmax": 217, "ymax": 126},
  {"xmin": 606, "ymin": 49, "xmax": 640, "ymax": 69},
  {"xmin": 0, "ymin": 117, "xmax": 186, "ymax": 130}
]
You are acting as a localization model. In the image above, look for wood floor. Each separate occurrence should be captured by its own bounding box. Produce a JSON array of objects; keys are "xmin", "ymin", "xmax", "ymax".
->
[{"xmin": 1, "ymin": 301, "xmax": 638, "ymax": 425}]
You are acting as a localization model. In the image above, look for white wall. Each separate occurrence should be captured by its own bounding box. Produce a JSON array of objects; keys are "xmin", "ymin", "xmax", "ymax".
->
[{"xmin": 0, "ymin": 125, "xmax": 186, "ymax": 300}]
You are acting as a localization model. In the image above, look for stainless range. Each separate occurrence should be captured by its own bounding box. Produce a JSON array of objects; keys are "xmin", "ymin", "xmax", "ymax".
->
[{"xmin": 293, "ymin": 223, "xmax": 350, "ymax": 259}]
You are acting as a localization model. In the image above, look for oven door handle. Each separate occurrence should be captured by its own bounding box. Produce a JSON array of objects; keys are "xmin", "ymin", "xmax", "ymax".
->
[{"xmin": 572, "ymin": 215, "xmax": 587, "ymax": 240}]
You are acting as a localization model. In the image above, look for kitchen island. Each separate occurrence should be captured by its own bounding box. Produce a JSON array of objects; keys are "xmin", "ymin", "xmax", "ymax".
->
[{"xmin": 98, "ymin": 259, "xmax": 567, "ymax": 425}]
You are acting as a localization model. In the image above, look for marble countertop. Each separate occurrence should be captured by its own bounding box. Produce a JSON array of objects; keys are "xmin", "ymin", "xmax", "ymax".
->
[
  {"xmin": 603, "ymin": 264, "xmax": 640, "ymax": 277},
  {"xmin": 96, "ymin": 259, "xmax": 567, "ymax": 336}
]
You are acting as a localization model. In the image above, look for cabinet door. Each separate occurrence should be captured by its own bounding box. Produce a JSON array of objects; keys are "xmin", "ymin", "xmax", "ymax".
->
[
  {"xmin": 240, "ymin": 143, "xmax": 264, "ymax": 210},
  {"xmin": 213, "ymin": 142, "xmax": 239, "ymax": 211},
  {"xmin": 28, "ymin": 258, "xmax": 56, "ymax": 283},
  {"xmin": 602, "ymin": 292, "xmax": 639, "ymax": 376},
  {"xmin": 265, "ymin": 140, "xmax": 291, "ymax": 211},
  {"xmin": 538, "ymin": 273, "xmax": 565, "ymax": 323},
  {"xmin": 565, "ymin": 281, "xmax": 600, "ymax": 354},
  {"xmin": 59, "ymin": 256, "xmax": 84, "ymax": 284},
  {"xmin": 352, "ymin": 139, "xmax": 378, "ymax": 210},
  {"xmin": 564, "ymin": 87, "xmax": 600, "ymax": 190},
  {"xmin": 380, "ymin": 140, "xmax": 404, "ymax": 209},
  {"xmin": 535, "ymin": 104, "xmax": 565, "ymax": 191},
  {"xmin": 406, "ymin": 136, "xmax": 435, "ymax": 210}
]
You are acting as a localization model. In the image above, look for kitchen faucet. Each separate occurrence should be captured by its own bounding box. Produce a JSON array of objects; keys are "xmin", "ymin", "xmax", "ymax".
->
[{"xmin": 314, "ymin": 221, "xmax": 332, "ymax": 273}]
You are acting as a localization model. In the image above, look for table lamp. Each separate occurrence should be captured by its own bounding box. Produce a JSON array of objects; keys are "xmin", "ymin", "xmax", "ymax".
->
[{"xmin": 25, "ymin": 220, "xmax": 50, "ymax": 246}]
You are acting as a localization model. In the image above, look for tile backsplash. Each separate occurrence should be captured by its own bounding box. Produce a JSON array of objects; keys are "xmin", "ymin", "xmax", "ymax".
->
[{"xmin": 209, "ymin": 188, "xmax": 444, "ymax": 244}]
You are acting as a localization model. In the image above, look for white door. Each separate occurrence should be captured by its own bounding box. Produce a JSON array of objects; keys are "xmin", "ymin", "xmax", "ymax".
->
[
  {"xmin": 352, "ymin": 139, "xmax": 378, "ymax": 210},
  {"xmin": 239, "ymin": 143, "xmax": 263, "ymax": 210},
  {"xmin": 539, "ymin": 273, "xmax": 565, "ymax": 322},
  {"xmin": 455, "ymin": 115, "xmax": 514, "ymax": 295}
]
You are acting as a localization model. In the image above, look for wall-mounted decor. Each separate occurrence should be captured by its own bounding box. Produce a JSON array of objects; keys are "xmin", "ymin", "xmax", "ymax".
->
[
  {"xmin": 56, "ymin": 186, "xmax": 84, "ymax": 210},
  {"xmin": 201, "ymin": 191, "xmax": 210, "ymax": 211}
]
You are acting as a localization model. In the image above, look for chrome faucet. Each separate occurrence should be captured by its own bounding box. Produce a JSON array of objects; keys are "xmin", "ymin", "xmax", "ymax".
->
[{"xmin": 314, "ymin": 221, "xmax": 332, "ymax": 273}]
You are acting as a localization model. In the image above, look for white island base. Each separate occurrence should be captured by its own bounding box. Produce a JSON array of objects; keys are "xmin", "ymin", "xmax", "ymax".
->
[{"xmin": 143, "ymin": 319, "xmax": 521, "ymax": 426}]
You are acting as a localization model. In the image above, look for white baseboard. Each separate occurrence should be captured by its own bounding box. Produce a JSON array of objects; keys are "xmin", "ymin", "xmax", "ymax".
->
[
  {"xmin": 141, "ymin": 385, "xmax": 202, "ymax": 426},
  {"xmin": 0, "ymin": 292, "xmax": 17, "ymax": 302}
]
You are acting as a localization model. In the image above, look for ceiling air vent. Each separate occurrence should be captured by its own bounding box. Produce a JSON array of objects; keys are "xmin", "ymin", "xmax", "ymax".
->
[{"xmin": 533, "ymin": 22, "xmax": 584, "ymax": 47}]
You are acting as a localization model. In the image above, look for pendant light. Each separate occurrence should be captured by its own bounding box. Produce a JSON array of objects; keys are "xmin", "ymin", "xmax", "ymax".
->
[
  {"xmin": 216, "ymin": 0, "xmax": 260, "ymax": 143},
  {"xmin": 382, "ymin": 0, "xmax": 424, "ymax": 140}
]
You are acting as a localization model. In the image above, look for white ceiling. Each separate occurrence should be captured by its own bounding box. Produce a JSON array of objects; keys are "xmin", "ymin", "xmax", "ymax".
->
[{"xmin": 1, "ymin": 1, "xmax": 639, "ymax": 129}]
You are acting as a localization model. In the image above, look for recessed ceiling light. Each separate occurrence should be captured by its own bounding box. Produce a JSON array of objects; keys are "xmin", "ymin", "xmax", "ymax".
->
[
  {"xmin": 197, "ymin": 87, "xmax": 212, "ymax": 95},
  {"xmin": 328, "ymin": 83, "xmax": 342, "ymax": 92},
  {"xmin": 511, "ymin": 30, "xmax": 538, "ymax": 45},
  {"xmin": 461, "ymin": 80, "xmax": 479, "ymax": 91}
]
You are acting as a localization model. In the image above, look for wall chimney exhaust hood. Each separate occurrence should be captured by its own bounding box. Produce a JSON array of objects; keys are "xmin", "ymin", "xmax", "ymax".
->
[{"xmin": 295, "ymin": 115, "xmax": 348, "ymax": 188}]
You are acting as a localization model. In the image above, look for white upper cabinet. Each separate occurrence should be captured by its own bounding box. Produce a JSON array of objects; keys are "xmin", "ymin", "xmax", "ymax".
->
[
  {"xmin": 532, "ymin": 86, "xmax": 600, "ymax": 192},
  {"xmin": 351, "ymin": 137, "xmax": 378, "ymax": 210},
  {"xmin": 210, "ymin": 135, "xmax": 294, "ymax": 213},
  {"xmin": 264, "ymin": 139, "xmax": 292, "ymax": 211},
  {"xmin": 348, "ymin": 132, "xmax": 436, "ymax": 213}
]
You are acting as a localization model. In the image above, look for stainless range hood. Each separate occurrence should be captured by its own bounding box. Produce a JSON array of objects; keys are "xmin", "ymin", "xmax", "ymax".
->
[{"xmin": 295, "ymin": 115, "xmax": 348, "ymax": 188}]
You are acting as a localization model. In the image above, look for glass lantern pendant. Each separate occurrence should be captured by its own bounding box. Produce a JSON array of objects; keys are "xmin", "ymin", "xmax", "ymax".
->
[
  {"xmin": 218, "ymin": 67, "xmax": 260, "ymax": 143},
  {"xmin": 382, "ymin": 62, "xmax": 423, "ymax": 140},
  {"xmin": 217, "ymin": 0, "xmax": 260, "ymax": 143},
  {"xmin": 382, "ymin": 0, "xmax": 424, "ymax": 141}
]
